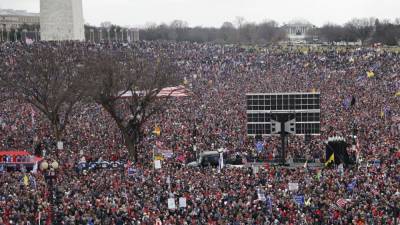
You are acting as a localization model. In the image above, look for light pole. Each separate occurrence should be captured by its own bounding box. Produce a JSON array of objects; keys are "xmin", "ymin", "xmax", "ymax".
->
[{"xmin": 40, "ymin": 160, "xmax": 59, "ymax": 223}]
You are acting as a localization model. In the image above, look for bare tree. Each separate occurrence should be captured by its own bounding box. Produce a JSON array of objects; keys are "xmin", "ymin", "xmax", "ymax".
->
[
  {"xmin": 344, "ymin": 18, "xmax": 375, "ymax": 44},
  {"xmin": 234, "ymin": 17, "xmax": 246, "ymax": 29},
  {"xmin": 82, "ymin": 50, "xmax": 179, "ymax": 162},
  {"xmin": 0, "ymin": 45, "xmax": 84, "ymax": 143}
]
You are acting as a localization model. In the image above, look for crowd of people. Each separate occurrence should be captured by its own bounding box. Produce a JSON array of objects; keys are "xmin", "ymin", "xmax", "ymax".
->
[{"xmin": 0, "ymin": 40, "xmax": 399, "ymax": 224}]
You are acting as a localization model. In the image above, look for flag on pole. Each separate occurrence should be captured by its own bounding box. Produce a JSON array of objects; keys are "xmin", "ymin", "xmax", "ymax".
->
[
  {"xmin": 305, "ymin": 197, "xmax": 311, "ymax": 206},
  {"xmin": 126, "ymin": 160, "xmax": 132, "ymax": 175},
  {"xmin": 32, "ymin": 161, "xmax": 38, "ymax": 174},
  {"xmin": 325, "ymin": 153, "xmax": 334, "ymax": 167},
  {"xmin": 347, "ymin": 179, "xmax": 357, "ymax": 192},
  {"xmin": 255, "ymin": 141, "xmax": 264, "ymax": 153},
  {"xmin": 294, "ymin": 195, "xmax": 305, "ymax": 206},
  {"xmin": 267, "ymin": 196, "xmax": 272, "ymax": 209},
  {"xmin": 366, "ymin": 71, "xmax": 375, "ymax": 78},
  {"xmin": 23, "ymin": 174, "xmax": 29, "ymax": 186},
  {"xmin": 153, "ymin": 125, "xmax": 161, "ymax": 136},
  {"xmin": 316, "ymin": 170, "xmax": 322, "ymax": 181},
  {"xmin": 29, "ymin": 174, "xmax": 37, "ymax": 189}
]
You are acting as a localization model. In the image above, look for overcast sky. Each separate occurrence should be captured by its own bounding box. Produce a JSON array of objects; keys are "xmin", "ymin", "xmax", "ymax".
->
[{"xmin": 1, "ymin": 0, "xmax": 399, "ymax": 27}]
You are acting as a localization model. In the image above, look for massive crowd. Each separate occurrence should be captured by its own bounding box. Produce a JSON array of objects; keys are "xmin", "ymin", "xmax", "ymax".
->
[{"xmin": 0, "ymin": 41, "xmax": 399, "ymax": 224}]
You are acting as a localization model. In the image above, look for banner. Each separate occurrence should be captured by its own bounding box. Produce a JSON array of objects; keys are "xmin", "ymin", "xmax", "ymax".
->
[
  {"xmin": 255, "ymin": 141, "xmax": 264, "ymax": 153},
  {"xmin": 127, "ymin": 167, "xmax": 136, "ymax": 176},
  {"xmin": 57, "ymin": 141, "xmax": 63, "ymax": 150},
  {"xmin": 257, "ymin": 189, "xmax": 266, "ymax": 201},
  {"xmin": 294, "ymin": 195, "xmax": 305, "ymax": 206},
  {"xmin": 179, "ymin": 197, "xmax": 187, "ymax": 208},
  {"xmin": 168, "ymin": 198, "xmax": 176, "ymax": 210},
  {"xmin": 154, "ymin": 160, "xmax": 161, "ymax": 169},
  {"xmin": 288, "ymin": 182, "xmax": 299, "ymax": 191},
  {"xmin": 347, "ymin": 180, "xmax": 356, "ymax": 192}
]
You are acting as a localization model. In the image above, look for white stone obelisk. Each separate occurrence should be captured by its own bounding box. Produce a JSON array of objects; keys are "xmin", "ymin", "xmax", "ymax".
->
[{"xmin": 40, "ymin": 0, "xmax": 85, "ymax": 41}]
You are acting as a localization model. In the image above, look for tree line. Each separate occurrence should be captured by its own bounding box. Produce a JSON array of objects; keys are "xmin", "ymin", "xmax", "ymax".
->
[
  {"xmin": 117, "ymin": 18, "xmax": 400, "ymax": 46},
  {"xmin": 1, "ymin": 17, "xmax": 400, "ymax": 45}
]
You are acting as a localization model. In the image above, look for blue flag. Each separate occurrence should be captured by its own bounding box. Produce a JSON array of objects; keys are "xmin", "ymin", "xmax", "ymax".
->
[
  {"xmin": 0, "ymin": 165, "xmax": 4, "ymax": 172},
  {"xmin": 343, "ymin": 97, "xmax": 351, "ymax": 109},
  {"xmin": 347, "ymin": 180, "xmax": 356, "ymax": 192},
  {"xmin": 127, "ymin": 167, "xmax": 136, "ymax": 176},
  {"xmin": 255, "ymin": 141, "xmax": 264, "ymax": 153},
  {"xmin": 267, "ymin": 196, "xmax": 272, "ymax": 209},
  {"xmin": 294, "ymin": 195, "xmax": 305, "ymax": 206}
]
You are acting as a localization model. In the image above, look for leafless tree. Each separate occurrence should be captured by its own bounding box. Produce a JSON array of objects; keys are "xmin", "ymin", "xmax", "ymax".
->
[
  {"xmin": 82, "ymin": 50, "xmax": 179, "ymax": 162},
  {"xmin": 344, "ymin": 18, "xmax": 375, "ymax": 44},
  {"xmin": 0, "ymin": 45, "xmax": 85, "ymax": 143}
]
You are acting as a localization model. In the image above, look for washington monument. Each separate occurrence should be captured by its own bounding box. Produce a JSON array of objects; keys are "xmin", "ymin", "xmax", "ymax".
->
[{"xmin": 40, "ymin": 0, "xmax": 85, "ymax": 41}]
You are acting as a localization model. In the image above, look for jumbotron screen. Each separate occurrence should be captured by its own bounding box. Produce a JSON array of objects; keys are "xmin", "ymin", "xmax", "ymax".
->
[{"xmin": 246, "ymin": 93, "xmax": 320, "ymax": 135}]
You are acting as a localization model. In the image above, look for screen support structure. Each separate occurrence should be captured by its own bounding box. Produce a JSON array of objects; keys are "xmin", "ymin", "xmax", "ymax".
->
[{"xmin": 275, "ymin": 114, "xmax": 295, "ymax": 165}]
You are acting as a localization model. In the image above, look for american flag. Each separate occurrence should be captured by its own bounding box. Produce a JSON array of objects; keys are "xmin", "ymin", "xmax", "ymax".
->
[
  {"xmin": 336, "ymin": 198, "xmax": 347, "ymax": 208},
  {"xmin": 157, "ymin": 85, "xmax": 189, "ymax": 97}
]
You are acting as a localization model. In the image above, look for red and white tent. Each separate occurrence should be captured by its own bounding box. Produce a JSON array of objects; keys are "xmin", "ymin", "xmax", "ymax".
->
[
  {"xmin": 157, "ymin": 85, "xmax": 189, "ymax": 97},
  {"xmin": 120, "ymin": 85, "xmax": 190, "ymax": 98}
]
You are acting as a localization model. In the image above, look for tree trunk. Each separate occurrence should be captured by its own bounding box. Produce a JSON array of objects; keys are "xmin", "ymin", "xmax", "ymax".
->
[{"xmin": 122, "ymin": 129, "xmax": 137, "ymax": 162}]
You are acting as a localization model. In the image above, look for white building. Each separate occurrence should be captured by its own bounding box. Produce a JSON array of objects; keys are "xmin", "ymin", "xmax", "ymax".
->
[
  {"xmin": 0, "ymin": 9, "xmax": 39, "ymax": 30},
  {"xmin": 283, "ymin": 20, "xmax": 315, "ymax": 42},
  {"xmin": 40, "ymin": 0, "xmax": 85, "ymax": 41}
]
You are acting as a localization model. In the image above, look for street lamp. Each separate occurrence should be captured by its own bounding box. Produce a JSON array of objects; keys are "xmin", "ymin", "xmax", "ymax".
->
[
  {"xmin": 40, "ymin": 160, "xmax": 59, "ymax": 184},
  {"xmin": 40, "ymin": 160, "xmax": 60, "ymax": 223}
]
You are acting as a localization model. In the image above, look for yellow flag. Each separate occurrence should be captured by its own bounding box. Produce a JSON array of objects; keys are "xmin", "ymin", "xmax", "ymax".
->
[
  {"xmin": 23, "ymin": 175, "xmax": 29, "ymax": 186},
  {"xmin": 325, "ymin": 153, "xmax": 334, "ymax": 166},
  {"xmin": 154, "ymin": 155, "xmax": 163, "ymax": 161},
  {"xmin": 367, "ymin": 71, "xmax": 375, "ymax": 78},
  {"xmin": 153, "ymin": 125, "xmax": 161, "ymax": 136},
  {"xmin": 380, "ymin": 111, "xmax": 384, "ymax": 118},
  {"xmin": 395, "ymin": 91, "xmax": 400, "ymax": 97},
  {"xmin": 311, "ymin": 88, "xmax": 317, "ymax": 93},
  {"xmin": 305, "ymin": 198, "xmax": 311, "ymax": 206}
]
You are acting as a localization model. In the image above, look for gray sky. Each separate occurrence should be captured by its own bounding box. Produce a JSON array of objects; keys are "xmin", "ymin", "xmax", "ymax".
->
[{"xmin": 1, "ymin": 0, "xmax": 399, "ymax": 27}]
